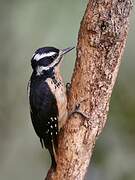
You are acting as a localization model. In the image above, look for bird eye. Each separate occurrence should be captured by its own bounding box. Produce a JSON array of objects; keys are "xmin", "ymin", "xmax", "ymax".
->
[
  {"xmin": 37, "ymin": 55, "xmax": 56, "ymax": 67},
  {"xmin": 51, "ymin": 53, "xmax": 58, "ymax": 59}
]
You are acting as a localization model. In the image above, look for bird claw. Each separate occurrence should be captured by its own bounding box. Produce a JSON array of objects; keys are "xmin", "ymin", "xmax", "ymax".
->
[
  {"xmin": 69, "ymin": 103, "xmax": 90, "ymax": 119},
  {"xmin": 66, "ymin": 82, "xmax": 71, "ymax": 97}
]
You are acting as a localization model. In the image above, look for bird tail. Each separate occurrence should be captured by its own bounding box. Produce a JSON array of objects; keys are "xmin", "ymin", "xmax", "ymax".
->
[
  {"xmin": 49, "ymin": 141, "xmax": 57, "ymax": 169},
  {"xmin": 40, "ymin": 138, "xmax": 57, "ymax": 169}
]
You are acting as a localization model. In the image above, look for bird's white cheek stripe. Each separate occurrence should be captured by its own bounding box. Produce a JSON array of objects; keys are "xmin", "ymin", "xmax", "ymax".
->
[
  {"xmin": 36, "ymin": 53, "xmax": 62, "ymax": 75},
  {"xmin": 34, "ymin": 52, "xmax": 56, "ymax": 61},
  {"xmin": 36, "ymin": 66, "xmax": 48, "ymax": 75}
]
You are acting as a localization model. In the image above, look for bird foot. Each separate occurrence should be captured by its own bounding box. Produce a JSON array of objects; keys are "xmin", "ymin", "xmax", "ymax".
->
[
  {"xmin": 69, "ymin": 104, "xmax": 90, "ymax": 119},
  {"xmin": 66, "ymin": 82, "xmax": 71, "ymax": 97}
]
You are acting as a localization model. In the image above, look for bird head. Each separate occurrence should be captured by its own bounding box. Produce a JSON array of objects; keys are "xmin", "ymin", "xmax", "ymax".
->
[{"xmin": 31, "ymin": 46, "xmax": 74, "ymax": 76}]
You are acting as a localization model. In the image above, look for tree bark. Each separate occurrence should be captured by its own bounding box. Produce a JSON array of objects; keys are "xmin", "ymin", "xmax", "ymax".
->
[{"xmin": 46, "ymin": 0, "xmax": 132, "ymax": 179}]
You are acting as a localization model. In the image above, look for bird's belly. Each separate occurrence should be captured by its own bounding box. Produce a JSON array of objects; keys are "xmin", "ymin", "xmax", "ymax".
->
[
  {"xmin": 46, "ymin": 78, "xmax": 68, "ymax": 129},
  {"xmin": 55, "ymin": 87, "xmax": 67, "ymax": 129}
]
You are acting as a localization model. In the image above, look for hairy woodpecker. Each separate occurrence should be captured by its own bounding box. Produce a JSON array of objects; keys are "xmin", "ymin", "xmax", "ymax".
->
[{"xmin": 28, "ymin": 46, "xmax": 74, "ymax": 168}]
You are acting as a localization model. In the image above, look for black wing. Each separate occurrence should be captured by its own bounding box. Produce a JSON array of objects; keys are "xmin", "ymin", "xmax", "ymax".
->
[
  {"xmin": 29, "ymin": 80, "xmax": 58, "ymax": 168},
  {"xmin": 29, "ymin": 80, "xmax": 58, "ymax": 149}
]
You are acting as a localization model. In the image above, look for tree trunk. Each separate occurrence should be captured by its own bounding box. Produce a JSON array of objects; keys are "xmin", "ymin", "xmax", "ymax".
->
[{"xmin": 46, "ymin": 0, "xmax": 132, "ymax": 179}]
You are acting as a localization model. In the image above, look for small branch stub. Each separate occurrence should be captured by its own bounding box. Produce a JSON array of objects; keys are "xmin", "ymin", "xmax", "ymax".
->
[{"xmin": 46, "ymin": 0, "xmax": 132, "ymax": 179}]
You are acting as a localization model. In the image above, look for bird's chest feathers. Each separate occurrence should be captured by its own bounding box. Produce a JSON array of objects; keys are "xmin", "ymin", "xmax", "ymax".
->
[{"xmin": 45, "ymin": 74, "xmax": 67, "ymax": 124}]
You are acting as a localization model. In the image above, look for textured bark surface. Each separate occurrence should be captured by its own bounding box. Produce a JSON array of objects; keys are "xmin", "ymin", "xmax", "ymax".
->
[{"xmin": 46, "ymin": 0, "xmax": 132, "ymax": 179}]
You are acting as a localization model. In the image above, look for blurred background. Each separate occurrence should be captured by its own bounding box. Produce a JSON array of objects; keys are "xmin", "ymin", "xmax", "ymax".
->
[{"xmin": 0, "ymin": 0, "xmax": 134, "ymax": 180}]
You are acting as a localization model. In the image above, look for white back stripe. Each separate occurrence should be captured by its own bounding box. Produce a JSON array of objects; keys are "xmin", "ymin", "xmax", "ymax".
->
[{"xmin": 34, "ymin": 52, "xmax": 56, "ymax": 61}]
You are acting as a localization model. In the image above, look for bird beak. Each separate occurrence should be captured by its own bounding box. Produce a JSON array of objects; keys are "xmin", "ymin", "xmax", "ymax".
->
[{"xmin": 61, "ymin": 47, "xmax": 75, "ymax": 55}]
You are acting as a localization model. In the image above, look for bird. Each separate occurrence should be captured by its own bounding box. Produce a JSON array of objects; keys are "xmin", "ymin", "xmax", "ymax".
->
[{"xmin": 28, "ymin": 46, "xmax": 74, "ymax": 169}]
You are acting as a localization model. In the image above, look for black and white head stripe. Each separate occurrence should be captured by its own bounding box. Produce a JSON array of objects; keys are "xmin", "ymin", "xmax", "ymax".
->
[
  {"xmin": 31, "ymin": 47, "xmax": 61, "ymax": 73},
  {"xmin": 33, "ymin": 51, "xmax": 57, "ymax": 61},
  {"xmin": 32, "ymin": 47, "xmax": 59, "ymax": 61}
]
